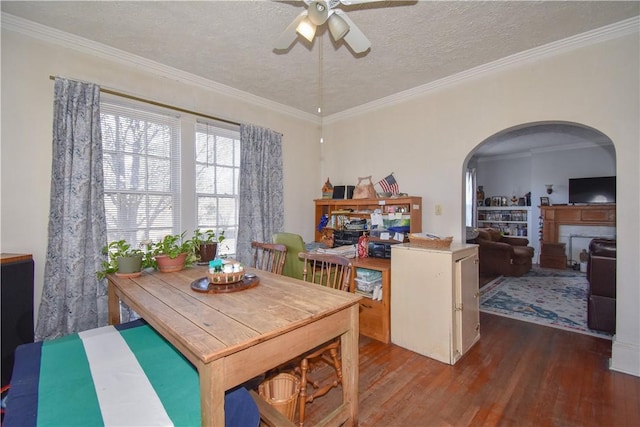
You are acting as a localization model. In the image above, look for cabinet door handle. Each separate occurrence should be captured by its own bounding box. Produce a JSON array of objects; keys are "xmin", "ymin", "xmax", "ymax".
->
[{"xmin": 361, "ymin": 303, "xmax": 373, "ymax": 309}]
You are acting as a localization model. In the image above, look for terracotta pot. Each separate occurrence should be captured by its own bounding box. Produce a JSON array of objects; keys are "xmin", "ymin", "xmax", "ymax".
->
[
  {"xmin": 198, "ymin": 243, "xmax": 218, "ymax": 263},
  {"xmin": 155, "ymin": 253, "xmax": 188, "ymax": 273}
]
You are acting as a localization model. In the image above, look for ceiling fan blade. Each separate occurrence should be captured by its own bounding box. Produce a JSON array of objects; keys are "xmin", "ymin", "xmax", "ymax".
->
[
  {"xmin": 274, "ymin": 11, "xmax": 308, "ymax": 50},
  {"xmin": 334, "ymin": 10, "xmax": 371, "ymax": 53}
]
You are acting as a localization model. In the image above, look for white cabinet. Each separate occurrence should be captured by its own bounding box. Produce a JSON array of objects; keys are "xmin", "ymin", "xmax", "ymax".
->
[
  {"xmin": 390, "ymin": 243, "xmax": 480, "ymax": 365},
  {"xmin": 476, "ymin": 206, "xmax": 531, "ymax": 239}
]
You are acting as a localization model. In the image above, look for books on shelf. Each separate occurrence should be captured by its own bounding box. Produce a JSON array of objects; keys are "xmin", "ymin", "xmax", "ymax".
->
[
  {"xmin": 355, "ymin": 269, "xmax": 383, "ymax": 301},
  {"xmin": 355, "ymin": 283, "xmax": 383, "ymax": 301}
]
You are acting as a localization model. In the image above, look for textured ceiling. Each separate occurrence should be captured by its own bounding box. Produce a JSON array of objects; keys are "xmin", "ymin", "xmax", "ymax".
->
[{"xmin": 2, "ymin": 1, "xmax": 639, "ymax": 119}]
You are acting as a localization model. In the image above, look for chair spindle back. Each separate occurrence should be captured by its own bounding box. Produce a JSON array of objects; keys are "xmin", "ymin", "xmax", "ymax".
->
[
  {"xmin": 251, "ymin": 242, "xmax": 287, "ymax": 275},
  {"xmin": 298, "ymin": 252, "xmax": 353, "ymax": 292}
]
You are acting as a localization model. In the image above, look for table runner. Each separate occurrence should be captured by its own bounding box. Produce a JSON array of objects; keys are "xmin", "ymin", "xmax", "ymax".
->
[{"xmin": 4, "ymin": 320, "xmax": 259, "ymax": 426}]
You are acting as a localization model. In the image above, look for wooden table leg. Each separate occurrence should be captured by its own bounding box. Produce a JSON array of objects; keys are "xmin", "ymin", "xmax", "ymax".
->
[
  {"xmin": 198, "ymin": 358, "xmax": 225, "ymax": 426},
  {"xmin": 107, "ymin": 279, "xmax": 121, "ymax": 325},
  {"xmin": 341, "ymin": 304, "xmax": 360, "ymax": 426}
]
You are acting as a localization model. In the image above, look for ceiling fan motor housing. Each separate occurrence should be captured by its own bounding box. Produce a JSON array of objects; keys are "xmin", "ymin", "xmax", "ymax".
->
[{"xmin": 308, "ymin": 0, "xmax": 330, "ymax": 25}]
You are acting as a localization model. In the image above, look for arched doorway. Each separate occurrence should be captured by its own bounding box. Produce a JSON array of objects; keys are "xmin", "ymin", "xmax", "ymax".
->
[
  {"xmin": 466, "ymin": 121, "xmax": 615, "ymax": 262},
  {"xmin": 463, "ymin": 121, "xmax": 617, "ymax": 333}
]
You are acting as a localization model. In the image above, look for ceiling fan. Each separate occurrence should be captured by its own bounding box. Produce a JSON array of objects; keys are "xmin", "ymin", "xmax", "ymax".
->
[{"xmin": 274, "ymin": 0, "xmax": 382, "ymax": 53}]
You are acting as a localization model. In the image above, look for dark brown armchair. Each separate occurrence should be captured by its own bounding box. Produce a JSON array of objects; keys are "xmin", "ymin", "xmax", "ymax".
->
[
  {"xmin": 476, "ymin": 228, "xmax": 534, "ymax": 277},
  {"xmin": 586, "ymin": 238, "xmax": 616, "ymax": 334}
]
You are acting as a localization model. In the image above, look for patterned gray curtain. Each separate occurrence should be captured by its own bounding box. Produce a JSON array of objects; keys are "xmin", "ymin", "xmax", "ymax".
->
[
  {"xmin": 236, "ymin": 124, "xmax": 284, "ymax": 265},
  {"xmin": 35, "ymin": 78, "xmax": 108, "ymax": 341}
]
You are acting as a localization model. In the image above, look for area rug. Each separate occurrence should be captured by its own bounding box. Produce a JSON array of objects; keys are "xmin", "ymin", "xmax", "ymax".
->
[{"xmin": 480, "ymin": 268, "xmax": 612, "ymax": 339}]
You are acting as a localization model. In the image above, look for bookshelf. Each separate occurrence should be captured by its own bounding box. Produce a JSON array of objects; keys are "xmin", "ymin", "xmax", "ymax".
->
[{"xmin": 476, "ymin": 206, "xmax": 531, "ymax": 238}]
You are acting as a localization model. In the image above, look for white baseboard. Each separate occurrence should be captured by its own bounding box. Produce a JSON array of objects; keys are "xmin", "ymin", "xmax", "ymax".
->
[{"xmin": 610, "ymin": 335, "xmax": 640, "ymax": 377}]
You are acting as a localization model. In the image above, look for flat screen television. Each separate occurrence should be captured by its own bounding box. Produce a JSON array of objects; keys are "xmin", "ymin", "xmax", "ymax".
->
[{"xmin": 568, "ymin": 176, "xmax": 616, "ymax": 204}]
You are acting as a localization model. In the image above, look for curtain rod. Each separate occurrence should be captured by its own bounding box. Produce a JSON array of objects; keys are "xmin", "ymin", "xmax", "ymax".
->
[{"xmin": 49, "ymin": 76, "xmax": 241, "ymax": 127}]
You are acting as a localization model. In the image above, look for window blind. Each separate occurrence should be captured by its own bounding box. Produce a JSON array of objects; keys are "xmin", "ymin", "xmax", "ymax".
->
[
  {"xmin": 194, "ymin": 120, "xmax": 241, "ymax": 256},
  {"xmin": 100, "ymin": 97, "xmax": 181, "ymax": 247}
]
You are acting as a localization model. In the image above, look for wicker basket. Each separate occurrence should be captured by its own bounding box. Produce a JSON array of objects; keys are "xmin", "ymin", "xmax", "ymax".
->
[
  {"xmin": 409, "ymin": 233, "xmax": 453, "ymax": 249},
  {"xmin": 258, "ymin": 373, "xmax": 300, "ymax": 422},
  {"xmin": 207, "ymin": 271, "xmax": 245, "ymax": 284}
]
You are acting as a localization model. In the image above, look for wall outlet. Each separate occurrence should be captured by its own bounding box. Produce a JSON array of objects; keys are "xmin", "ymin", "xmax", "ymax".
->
[{"xmin": 435, "ymin": 204, "xmax": 442, "ymax": 215}]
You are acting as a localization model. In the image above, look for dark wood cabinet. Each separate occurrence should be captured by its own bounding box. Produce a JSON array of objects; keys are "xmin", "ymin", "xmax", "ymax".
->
[{"xmin": 1, "ymin": 253, "xmax": 35, "ymax": 387}]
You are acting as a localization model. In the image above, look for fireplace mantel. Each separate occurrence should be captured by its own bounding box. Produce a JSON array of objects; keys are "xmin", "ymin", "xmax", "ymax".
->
[{"xmin": 540, "ymin": 204, "xmax": 616, "ymax": 243}]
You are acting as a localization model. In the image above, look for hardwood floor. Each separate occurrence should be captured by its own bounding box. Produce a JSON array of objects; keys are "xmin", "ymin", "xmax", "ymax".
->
[{"xmin": 302, "ymin": 313, "xmax": 640, "ymax": 426}]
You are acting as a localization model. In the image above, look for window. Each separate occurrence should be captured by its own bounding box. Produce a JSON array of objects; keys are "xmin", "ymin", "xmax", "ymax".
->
[
  {"xmin": 465, "ymin": 168, "xmax": 476, "ymax": 227},
  {"xmin": 100, "ymin": 97, "xmax": 240, "ymax": 256},
  {"xmin": 195, "ymin": 121, "xmax": 241, "ymax": 256}
]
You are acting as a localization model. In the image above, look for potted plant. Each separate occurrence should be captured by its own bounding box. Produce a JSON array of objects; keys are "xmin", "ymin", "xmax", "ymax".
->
[
  {"xmin": 97, "ymin": 239, "xmax": 147, "ymax": 279},
  {"xmin": 192, "ymin": 229, "xmax": 226, "ymax": 263},
  {"xmin": 150, "ymin": 232, "xmax": 195, "ymax": 273}
]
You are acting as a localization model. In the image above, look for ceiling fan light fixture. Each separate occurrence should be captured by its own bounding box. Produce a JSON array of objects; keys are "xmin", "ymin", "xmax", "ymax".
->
[
  {"xmin": 328, "ymin": 13, "xmax": 349, "ymax": 41},
  {"xmin": 296, "ymin": 17, "xmax": 317, "ymax": 42},
  {"xmin": 308, "ymin": 0, "xmax": 329, "ymax": 25}
]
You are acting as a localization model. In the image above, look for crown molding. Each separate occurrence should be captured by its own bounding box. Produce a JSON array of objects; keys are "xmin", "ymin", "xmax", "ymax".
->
[
  {"xmin": 1, "ymin": 12, "xmax": 319, "ymax": 125},
  {"xmin": 2, "ymin": 12, "xmax": 637, "ymax": 126},
  {"xmin": 325, "ymin": 16, "xmax": 640, "ymax": 124}
]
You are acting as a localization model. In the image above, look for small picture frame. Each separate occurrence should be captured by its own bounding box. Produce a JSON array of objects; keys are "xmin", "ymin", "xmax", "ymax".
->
[
  {"xmin": 540, "ymin": 197, "xmax": 550, "ymax": 206},
  {"xmin": 491, "ymin": 196, "xmax": 501, "ymax": 206}
]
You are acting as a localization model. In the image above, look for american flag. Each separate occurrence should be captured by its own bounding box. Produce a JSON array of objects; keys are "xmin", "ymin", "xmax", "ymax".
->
[{"xmin": 377, "ymin": 174, "xmax": 399, "ymax": 194}]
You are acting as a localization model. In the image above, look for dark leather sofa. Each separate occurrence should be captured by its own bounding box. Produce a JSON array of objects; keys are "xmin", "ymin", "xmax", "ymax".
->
[
  {"xmin": 476, "ymin": 228, "xmax": 534, "ymax": 277},
  {"xmin": 587, "ymin": 238, "xmax": 616, "ymax": 334}
]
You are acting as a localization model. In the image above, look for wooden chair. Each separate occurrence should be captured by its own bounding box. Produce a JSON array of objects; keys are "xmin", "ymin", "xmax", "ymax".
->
[
  {"xmin": 251, "ymin": 241, "xmax": 288, "ymax": 275},
  {"xmin": 296, "ymin": 252, "xmax": 353, "ymax": 427}
]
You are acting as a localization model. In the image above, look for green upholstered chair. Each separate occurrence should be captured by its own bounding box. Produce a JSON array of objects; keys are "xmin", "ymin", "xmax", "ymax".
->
[{"xmin": 272, "ymin": 232, "xmax": 306, "ymax": 280}]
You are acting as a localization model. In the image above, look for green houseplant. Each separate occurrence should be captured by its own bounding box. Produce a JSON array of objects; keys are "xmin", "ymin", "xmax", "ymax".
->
[
  {"xmin": 192, "ymin": 229, "xmax": 225, "ymax": 263},
  {"xmin": 97, "ymin": 239, "xmax": 147, "ymax": 279},
  {"xmin": 150, "ymin": 232, "xmax": 196, "ymax": 273}
]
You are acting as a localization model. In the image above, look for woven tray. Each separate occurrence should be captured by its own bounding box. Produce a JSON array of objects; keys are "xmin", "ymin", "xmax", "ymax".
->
[
  {"xmin": 207, "ymin": 271, "xmax": 245, "ymax": 284},
  {"xmin": 409, "ymin": 233, "xmax": 453, "ymax": 249}
]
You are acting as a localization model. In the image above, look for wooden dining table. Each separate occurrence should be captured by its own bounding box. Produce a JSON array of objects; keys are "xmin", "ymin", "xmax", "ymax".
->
[{"xmin": 107, "ymin": 265, "xmax": 361, "ymax": 426}]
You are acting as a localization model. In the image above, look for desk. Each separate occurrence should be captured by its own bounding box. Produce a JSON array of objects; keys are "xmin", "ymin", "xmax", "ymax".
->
[{"xmin": 108, "ymin": 265, "xmax": 361, "ymax": 426}]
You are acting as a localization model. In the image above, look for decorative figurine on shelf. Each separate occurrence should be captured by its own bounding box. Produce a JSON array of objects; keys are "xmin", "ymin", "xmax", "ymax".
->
[
  {"xmin": 511, "ymin": 196, "xmax": 518, "ymax": 206},
  {"xmin": 322, "ymin": 178, "xmax": 333, "ymax": 199},
  {"xmin": 317, "ymin": 214, "xmax": 329, "ymax": 232},
  {"xmin": 477, "ymin": 186, "xmax": 485, "ymax": 206}
]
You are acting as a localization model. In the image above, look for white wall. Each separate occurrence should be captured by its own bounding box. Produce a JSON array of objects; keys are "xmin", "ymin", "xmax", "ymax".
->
[
  {"xmin": 477, "ymin": 154, "xmax": 532, "ymax": 203},
  {"xmin": 1, "ymin": 29, "xmax": 320, "ymax": 323},
  {"xmin": 322, "ymin": 33, "xmax": 639, "ymax": 375}
]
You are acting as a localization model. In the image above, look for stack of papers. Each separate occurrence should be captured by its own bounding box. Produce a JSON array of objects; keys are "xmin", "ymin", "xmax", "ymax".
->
[{"xmin": 314, "ymin": 245, "xmax": 356, "ymax": 258}]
